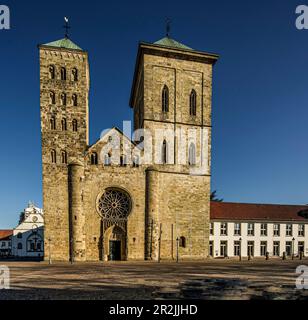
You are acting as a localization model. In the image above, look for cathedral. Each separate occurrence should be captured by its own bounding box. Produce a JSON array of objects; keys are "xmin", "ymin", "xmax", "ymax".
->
[{"xmin": 39, "ymin": 32, "xmax": 219, "ymax": 261}]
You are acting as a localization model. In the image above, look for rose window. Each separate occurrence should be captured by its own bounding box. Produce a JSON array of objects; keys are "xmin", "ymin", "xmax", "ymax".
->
[{"xmin": 97, "ymin": 189, "xmax": 131, "ymax": 221}]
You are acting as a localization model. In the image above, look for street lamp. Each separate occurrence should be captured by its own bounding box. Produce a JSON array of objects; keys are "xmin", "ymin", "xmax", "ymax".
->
[
  {"xmin": 292, "ymin": 237, "xmax": 295, "ymax": 260},
  {"xmin": 157, "ymin": 223, "xmax": 162, "ymax": 263},
  {"xmin": 176, "ymin": 237, "xmax": 179, "ymax": 263},
  {"xmin": 239, "ymin": 237, "xmax": 242, "ymax": 261},
  {"xmin": 70, "ymin": 237, "xmax": 74, "ymax": 264},
  {"xmin": 48, "ymin": 237, "xmax": 52, "ymax": 265}
]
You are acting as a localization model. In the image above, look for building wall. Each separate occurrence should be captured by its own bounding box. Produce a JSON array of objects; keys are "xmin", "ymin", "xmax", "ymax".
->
[
  {"xmin": 0, "ymin": 238, "xmax": 12, "ymax": 256},
  {"xmin": 131, "ymin": 46, "xmax": 215, "ymax": 260},
  {"xmin": 39, "ymin": 46, "xmax": 90, "ymax": 261},
  {"xmin": 82, "ymin": 165, "xmax": 146, "ymax": 261},
  {"xmin": 210, "ymin": 220, "xmax": 308, "ymax": 258},
  {"xmin": 146, "ymin": 168, "xmax": 210, "ymax": 260},
  {"xmin": 12, "ymin": 206, "xmax": 44, "ymax": 258}
]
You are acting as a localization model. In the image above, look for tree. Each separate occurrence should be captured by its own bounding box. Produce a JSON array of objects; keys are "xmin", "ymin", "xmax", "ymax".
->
[
  {"xmin": 298, "ymin": 209, "xmax": 308, "ymax": 219},
  {"xmin": 18, "ymin": 212, "xmax": 25, "ymax": 224},
  {"xmin": 210, "ymin": 190, "xmax": 223, "ymax": 202}
]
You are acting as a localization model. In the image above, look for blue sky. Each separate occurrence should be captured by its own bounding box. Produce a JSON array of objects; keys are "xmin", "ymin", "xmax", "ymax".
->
[{"xmin": 0, "ymin": 0, "xmax": 308, "ymax": 228}]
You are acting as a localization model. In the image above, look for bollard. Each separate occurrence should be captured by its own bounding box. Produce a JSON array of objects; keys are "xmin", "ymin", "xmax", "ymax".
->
[
  {"xmin": 266, "ymin": 252, "xmax": 269, "ymax": 260},
  {"xmin": 248, "ymin": 254, "xmax": 251, "ymax": 261},
  {"xmin": 282, "ymin": 252, "xmax": 286, "ymax": 260}
]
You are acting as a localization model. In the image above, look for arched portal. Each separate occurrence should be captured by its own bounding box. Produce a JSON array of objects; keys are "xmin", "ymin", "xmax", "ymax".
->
[
  {"xmin": 104, "ymin": 225, "xmax": 126, "ymax": 261},
  {"xmin": 97, "ymin": 188, "xmax": 132, "ymax": 261}
]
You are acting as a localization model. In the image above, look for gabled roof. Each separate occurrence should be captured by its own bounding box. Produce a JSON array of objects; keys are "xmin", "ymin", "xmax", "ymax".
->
[
  {"xmin": 154, "ymin": 36, "xmax": 192, "ymax": 50},
  {"xmin": 42, "ymin": 37, "xmax": 83, "ymax": 51},
  {"xmin": 210, "ymin": 202, "xmax": 308, "ymax": 222},
  {"xmin": 0, "ymin": 230, "xmax": 13, "ymax": 240},
  {"xmin": 87, "ymin": 127, "xmax": 141, "ymax": 152}
]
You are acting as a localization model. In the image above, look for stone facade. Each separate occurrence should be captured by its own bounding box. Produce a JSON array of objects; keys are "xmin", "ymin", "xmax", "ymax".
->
[{"xmin": 39, "ymin": 36, "xmax": 218, "ymax": 261}]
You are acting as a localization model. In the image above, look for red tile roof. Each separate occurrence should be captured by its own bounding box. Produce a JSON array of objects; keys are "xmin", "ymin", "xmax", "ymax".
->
[
  {"xmin": 210, "ymin": 202, "xmax": 308, "ymax": 222},
  {"xmin": 0, "ymin": 230, "xmax": 13, "ymax": 240}
]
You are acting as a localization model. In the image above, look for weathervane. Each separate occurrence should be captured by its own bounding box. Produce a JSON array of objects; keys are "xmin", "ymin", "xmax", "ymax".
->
[
  {"xmin": 63, "ymin": 17, "xmax": 70, "ymax": 38},
  {"xmin": 166, "ymin": 18, "xmax": 171, "ymax": 38}
]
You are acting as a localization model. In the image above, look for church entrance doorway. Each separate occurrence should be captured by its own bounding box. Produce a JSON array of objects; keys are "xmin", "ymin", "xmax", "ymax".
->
[
  {"xmin": 109, "ymin": 240, "xmax": 121, "ymax": 261},
  {"xmin": 104, "ymin": 225, "xmax": 127, "ymax": 261}
]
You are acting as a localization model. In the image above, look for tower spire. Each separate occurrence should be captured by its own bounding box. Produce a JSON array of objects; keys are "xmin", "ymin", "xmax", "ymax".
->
[{"xmin": 63, "ymin": 17, "xmax": 70, "ymax": 38}]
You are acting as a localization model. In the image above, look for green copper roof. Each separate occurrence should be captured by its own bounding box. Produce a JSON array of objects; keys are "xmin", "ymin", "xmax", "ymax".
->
[
  {"xmin": 154, "ymin": 37, "xmax": 193, "ymax": 50},
  {"xmin": 43, "ymin": 38, "xmax": 83, "ymax": 51}
]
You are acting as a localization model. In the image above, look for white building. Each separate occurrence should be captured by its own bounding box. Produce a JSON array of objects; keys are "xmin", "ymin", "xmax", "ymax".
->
[
  {"xmin": 210, "ymin": 202, "xmax": 308, "ymax": 258},
  {"xmin": 0, "ymin": 230, "xmax": 12, "ymax": 257},
  {"xmin": 12, "ymin": 202, "xmax": 44, "ymax": 259}
]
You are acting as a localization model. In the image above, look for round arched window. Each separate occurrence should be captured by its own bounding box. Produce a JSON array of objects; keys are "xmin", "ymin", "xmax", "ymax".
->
[{"xmin": 97, "ymin": 189, "xmax": 131, "ymax": 221}]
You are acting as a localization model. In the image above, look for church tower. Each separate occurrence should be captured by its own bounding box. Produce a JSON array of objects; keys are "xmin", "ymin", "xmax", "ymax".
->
[
  {"xmin": 130, "ymin": 35, "xmax": 219, "ymax": 260},
  {"xmin": 39, "ymin": 37, "xmax": 90, "ymax": 261}
]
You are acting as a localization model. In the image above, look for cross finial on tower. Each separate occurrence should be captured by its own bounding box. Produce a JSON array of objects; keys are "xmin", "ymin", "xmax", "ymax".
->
[
  {"xmin": 63, "ymin": 17, "xmax": 70, "ymax": 38},
  {"xmin": 166, "ymin": 18, "xmax": 171, "ymax": 38}
]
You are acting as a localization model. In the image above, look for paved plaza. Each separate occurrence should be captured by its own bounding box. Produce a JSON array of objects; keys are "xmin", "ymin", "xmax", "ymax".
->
[{"xmin": 0, "ymin": 259, "xmax": 308, "ymax": 300}]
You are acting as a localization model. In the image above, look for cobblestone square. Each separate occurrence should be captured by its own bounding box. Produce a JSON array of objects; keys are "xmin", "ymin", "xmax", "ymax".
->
[{"xmin": 1, "ymin": 259, "xmax": 308, "ymax": 300}]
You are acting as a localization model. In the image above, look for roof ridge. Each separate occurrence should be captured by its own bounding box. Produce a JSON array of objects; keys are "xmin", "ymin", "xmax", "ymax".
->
[
  {"xmin": 154, "ymin": 36, "xmax": 193, "ymax": 50},
  {"xmin": 42, "ymin": 38, "xmax": 83, "ymax": 51},
  {"xmin": 211, "ymin": 201, "xmax": 308, "ymax": 207}
]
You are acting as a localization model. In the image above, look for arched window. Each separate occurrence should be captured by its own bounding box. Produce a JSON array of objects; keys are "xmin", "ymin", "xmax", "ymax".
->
[
  {"xmin": 133, "ymin": 155, "xmax": 140, "ymax": 168},
  {"xmin": 120, "ymin": 155, "xmax": 127, "ymax": 167},
  {"xmin": 188, "ymin": 143, "xmax": 196, "ymax": 166},
  {"xmin": 17, "ymin": 243, "xmax": 22, "ymax": 250},
  {"xmin": 61, "ymin": 150, "xmax": 67, "ymax": 164},
  {"xmin": 60, "ymin": 93, "xmax": 67, "ymax": 106},
  {"xmin": 49, "ymin": 65, "xmax": 55, "ymax": 80},
  {"xmin": 50, "ymin": 117, "xmax": 56, "ymax": 130},
  {"xmin": 49, "ymin": 91, "xmax": 55, "ymax": 104},
  {"xmin": 162, "ymin": 85, "xmax": 169, "ymax": 112},
  {"xmin": 61, "ymin": 118, "xmax": 67, "ymax": 131},
  {"xmin": 190, "ymin": 89, "xmax": 197, "ymax": 116},
  {"xmin": 51, "ymin": 149, "xmax": 57, "ymax": 163},
  {"xmin": 17, "ymin": 233, "xmax": 22, "ymax": 239},
  {"xmin": 72, "ymin": 119, "xmax": 78, "ymax": 132},
  {"xmin": 104, "ymin": 153, "xmax": 111, "ymax": 166},
  {"xmin": 27, "ymin": 233, "xmax": 43, "ymax": 252},
  {"xmin": 60, "ymin": 67, "xmax": 66, "ymax": 80},
  {"xmin": 72, "ymin": 68, "xmax": 78, "ymax": 81},
  {"xmin": 91, "ymin": 152, "xmax": 98, "ymax": 165},
  {"xmin": 72, "ymin": 94, "xmax": 78, "ymax": 106},
  {"xmin": 179, "ymin": 236, "xmax": 186, "ymax": 248},
  {"xmin": 162, "ymin": 140, "xmax": 168, "ymax": 164}
]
